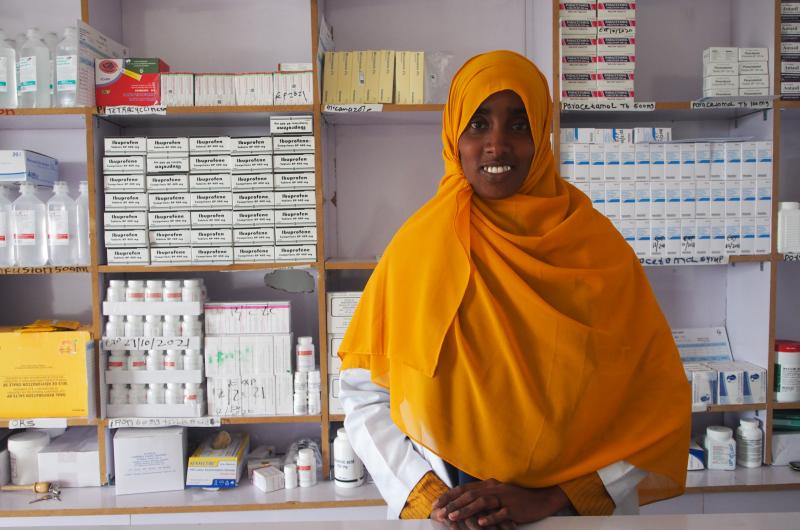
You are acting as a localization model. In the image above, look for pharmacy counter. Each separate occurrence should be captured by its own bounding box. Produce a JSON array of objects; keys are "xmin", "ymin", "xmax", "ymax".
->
[{"xmin": 1, "ymin": 512, "xmax": 799, "ymax": 529}]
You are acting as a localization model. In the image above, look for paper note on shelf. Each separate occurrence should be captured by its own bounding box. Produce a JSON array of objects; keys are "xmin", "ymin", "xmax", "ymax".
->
[
  {"xmin": 100, "ymin": 105, "xmax": 167, "ymax": 116},
  {"xmin": 107, "ymin": 417, "xmax": 221, "ymax": 429},
  {"xmin": 8, "ymin": 418, "xmax": 69, "ymax": 429}
]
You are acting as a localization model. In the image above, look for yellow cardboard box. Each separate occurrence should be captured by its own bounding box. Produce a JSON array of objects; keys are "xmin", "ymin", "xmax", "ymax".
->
[{"xmin": 0, "ymin": 330, "xmax": 95, "ymax": 418}]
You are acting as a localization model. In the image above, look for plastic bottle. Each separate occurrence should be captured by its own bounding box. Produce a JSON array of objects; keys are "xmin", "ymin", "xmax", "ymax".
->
[
  {"xmin": 307, "ymin": 370, "xmax": 321, "ymax": 415},
  {"xmin": 296, "ymin": 336, "xmax": 315, "ymax": 372},
  {"xmin": 181, "ymin": 315, "xmax": 201, "ymax": 336},
  {"xmin": 163, "ymin": 315, "xmax": 181, "ymax": 337},
  {"xmin": 43, "ymin": 31, "xmax": 58, "ymax": 106},
  {"xmin": 0, "ymin": 186, "xmax": 14, "ymax": 266},
  {"xmin": 182, "ymin": 279, "xmax": 202, "ymax": 301},
  {"xmin": 107, "ymin": 351, "xmax": 126, "ymax": 371},
  {"xmin": 17, "ymin": 28, "xmax": 51, "ymax": 108},
  {"xmin": 145, "ymin": 350, "xmax": 164, "ymax": 371},
  {"xmin": 128, "ymin": 383, "xmax": 147, "ymax": 404},
  {"xmin": 183, "ymin": 349, "xmax": 202, "ymax": 370},
  {"xmin": 145, "ymin": 280, "xmax": 163, "ymax": 301},
  {"xmin": 704, "ymin": 426, "xmax": 736, "ymax": 470},
  {"xmin": 55, "ymin": 27, "xmax": 77, "ymax": 107},
  {"xmin": 11, "ymin": 182, "xmax": 47, "ymax": 266},
  {"xmin": 333, "ymin": 428, "xmax": 365, "ymax": 488},
  {"xmin": 146, "ymin": 383, "xmax": 165, "ymax": 404},
  {"xmin": 126, "ymin": 280, "xmax": 145, "ymax": 302},
  {"xmin": 297, "ymin": 448, "xmax": 317, "ymax": 487},
  {"xmin": 778, "ymin": 202, "xmax": 800, "ymax": 253},
  {"xmin": 128, "ymin": 350, "xmax": 146, "ymax": 371},
  {"xmin": 284, "ymin": 464, "xmax": 298, "ymax": 489},
  {"xmin": 75, "ymin": 181, "xmax": 90, "ymax": 265},
  {"xmin": 184, "ymin": 383, "xmax": 200, "ymax": 405},
  {"xmin": 163, "ymin": 280, "xmax": 182, "ymax": 301},
  {"xmin": 735, "ymin": 418, "xmax": 763, "ymax": 468},
  {"xmin": 164, "ymin": 349, "xmax": 183, "ymax": 370},
  {"xmin": 105, "ymin": 315, "xmax": 124, "ymax": 337},
  {"xmin": 165, "ymin": 383, "xmax": 183, "ymax": 404},
  {"xmin": 0, "ymin": 30, "xmax": 18, "ymax": 108},
  {"xmin": 109, "ymin": 383, "xmax": 127, "ymax": 405},
  {"xmin": 107, "ymin": 279, "xmax": 125, "ymax": 302},
  {"xmin": 125, "ymin": 315, "xmax": 143, "ymax": 337},
  {"xmin": 143, "ymin": 315, "xmax": 162, "ymax": 337},
  {"xmin": 46, "ymin": 181, "xmax": 76, "ymax": 265}
]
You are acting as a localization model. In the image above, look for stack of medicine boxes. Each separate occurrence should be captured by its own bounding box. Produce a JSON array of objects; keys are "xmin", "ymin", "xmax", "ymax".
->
[
  {"xmin": 560, "ymin": 1, "xmax": 636, "ymax": 103},
  {"xmin": 102, "ymin": 115, "xmax": 317, "ymax": 265},
  {"xmin": 203, "ymin": 301, "xmax": 294, "ymax": 416},
  {"xmin": 782, "ymin": 2, "xmax": 800, "ymax": 100},
  {"xmin": 559, "ymin": 128, "xmax": 773, "ymax": 258},
  {"xmin": 702, "ymin": 47, "xmax": 770, "ymax": 97},
  {"xmin": 327, "ymin": 291, "xmax": 362, "ymax": 414}
]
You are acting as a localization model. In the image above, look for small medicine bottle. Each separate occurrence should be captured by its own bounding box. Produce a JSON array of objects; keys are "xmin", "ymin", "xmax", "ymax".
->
[
  {"xmin": 107, "ymin": 351, "xmax": 126, "ymax": 371},
  {"xmin": 128, "ymin": 383, "xmax": 147, "ymax": 404},
  {"xmin": 163, "ymin": 315, "xmax": 181, "ymax": 337},
  {"xmin": 163, "ymin": 280, "xmax": 182, "ymax": 302},
  {"xmin": 297, "ymin": 448, "xmax": 317, "ymax": 487},
  {"xmin": 125, "ymin": 280, "xmax": 145, "ymax": 302},
  {"xmin": 164, "ymin": 349, "xmax": 183, "ymax": 370},
  {"xmin": 181, "ymin": 315, "xmax": 201, "ymax": 337},
  {"xmin": 146, "ymin": 350, "xmax": 164, "ymax": 371},
  {"xmin": 735, "ymin": 418, "xmax": 763, "ymax": 468},
  {"xmin": 307, "ymin": 391, "xmax": 321, "ymax": 415},
  {"xmin": 146, "ymin": 383, "xmax": 165, "ymax": 404},
  {"xmin": 705, "ymin": 426, "xmax": 736, "ymax": 471},
  {"xmin": 107, "ymin": 281, "xmax": 125, "ymax": 302},
  {"xmin": 128, "ymin": 350, "xmax": 146, "ymax": 371},
  {"xmin": 143, "ymin": 314, "xmax": 162, "ymax": 337},
  {"xmin": 184, "ymin": 383, "xmax": 200, "ymax": 405},
  {"xmin": 182, "ymin": 279, "xmax": 202, "ymax": 302},
  {"xmin": 293, "ymin": 392, "xmax": 308, "ymax": 415},
  {"xmin": 109, "ymin": 384, "xmax": 127, "ymax": 405},
  {"xmin": 333, "ymin": 428, "xmax": 365, "ymax": 488},
  {"xmin": 145, "ymin": 280, "xmax": 163, "ymax": 302},
  {"xmin": 296, "ymin": 337, "xmax": 315, "ymax": 372},
  {"xmin": 165, "ymin": 383, "xmax": 183, "ymax": 404},
  {"xmin": 125, "ymin": 315, "xmax": 143, "ymax": 337},
  {"xmin": 183, "ymin": 349, "xmax": 203, "ymax": 370},
  {"xmin": 294, "ymin": 371, "xmax": 308, "ymax": 392},
  {"xmin": 105, "ymin": 315, "xmax": 125, "ymax": 337},
  {"xmin": 284, "ymin": 463, "xmax": 298, "ymax": 489}
]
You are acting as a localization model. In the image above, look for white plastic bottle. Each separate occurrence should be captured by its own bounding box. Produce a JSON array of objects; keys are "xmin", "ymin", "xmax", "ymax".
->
[
  {"xmin": 46, "ymin": 181, "xmax": 76, "ymax": 265},
  {"xmin": 146, "ymin": 383, "xmax": 165, "ymax": 404},
  {"xmin": 296, "ymin": 336, "xmax": 315, "ymax": 372},
  {"xmin": 109, "ymin": 383, "xmax": 128, "ymax": 405},
  {"xmin": 164, "ymin": 349, "xmax": 183, "ymax": 370},
  {"xmin": 75, "ymin": 181, "xmax": 90, "ymax": 265},
  {"xmin": 778, "ymin": 202, "xmax": 800, "ymax": 253},
  {"xmin": 0, "ymin": 30, "xmax": 18, "ymax": 108},
  {"xmin": 0, "ymin": 186, "xmax": 13, "ymax": 266},
  {"xmin": 165, "ymin": 383, "xmax": 183, "ymax": 404},
  {"xmin": 145, "ymin": 350, "xmax": 164, "ymax": 371},
  {"xmin": 297, "ymin": 448, "xmax": 317, "ymax": 487},
  {"xmin": 735, "ymin": 418, "xmax": 763, "ymax": 468},
  {"xmin": 17, "ymin": 28, "xmax": 51, "ymax": 108},
  {"xmin": 143, "ymin": 315, "xmax": 162, "ymax": 337},
  {"xmin": 704, "ymin": 426, "xmax": 736, "ymax": 471},
  {"xmin": 55, "ymin": 27, "xmax": 77, "ymax": 107},
  {"xmin": 11, "ymin": 182, "xmax": 47, "ymax": 266},
  {"xmin": 128, "ymin": 350, "xmax": 146, "ymax": 371},
  {"xmin": 333, "ymin": 428, "xmax": 365, "ymax": 488}
]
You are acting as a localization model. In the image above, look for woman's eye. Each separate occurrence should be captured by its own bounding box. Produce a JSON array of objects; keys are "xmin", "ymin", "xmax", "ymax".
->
[
  {"xmin": 512, "ymin": 121, "xmax": 530, "ymax": 131},
  {"xmin": 468, "ymin": 118, "xmax": 487, "ymax": 130}
]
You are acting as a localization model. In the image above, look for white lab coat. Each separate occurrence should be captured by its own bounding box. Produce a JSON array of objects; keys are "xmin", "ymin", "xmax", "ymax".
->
[{"xmin": 339, "ymin": 367, "xmax": 647, "ymax": 519}]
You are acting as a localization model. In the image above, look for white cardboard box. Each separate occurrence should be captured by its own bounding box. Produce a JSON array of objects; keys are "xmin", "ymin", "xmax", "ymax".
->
[
  {"xmin": 190, "ymin": 173, "xmax": 232, "ymax": 191},
  {"xmin": 147, "ymin": 174, "xmax": 189, "ymax": 192},
  {"xmin": 234, "ymin": 210, "xmax": 275, "ymax": 227},
  {"xmin": 104, "ymin": 173, "xmax": 146, "ymax": 192},
  {"xmin": 233, "ymin": 245, "xmax": 275, "ymax": 263},
  {"xmin": 104, "ymin": 211, "xmax": 147, "ymax": 230},
  {"xmin": 231, "ymin": 173, "xmax": 274, "ymax": 191},
  {"xmin": 106, "ymin": 247, "xmax": 149, "ymax": 265},
  {"xmin": 104, "ymin": 137, "xmax": 147, "ymax": 156},
  {"xmin": 112, "ymin": 427, "xmax": 187, "ymax": 495},
  {"xmin": 37, "ymin": 428, "xmax": 101, "ymax": 487},
  {"xmin": 149, "ymin": 211, "xmax": 191, "ymax": 229}
]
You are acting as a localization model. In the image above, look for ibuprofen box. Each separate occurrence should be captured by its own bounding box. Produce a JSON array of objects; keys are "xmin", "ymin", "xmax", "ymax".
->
[
  {"xmin": 233, "ymin": 191, "xmax": 274, "ymax": 210},
  {"xmin": 275, "ymin": 226, "xmax": 317, "ymax": 244},
  {"xmin": 190, "ymin": 173, "xmax": 232, "ymax": 191},
  {"xmin": 192, "ymin": 210, "xmax": 233, "ymax": 228},
  {"xmin": 233, "ymin": 210, "xmax": 275, "ymax": 227},
  {"xmin": 95, "ymin": 58, "xmax": 170, "ymax": 107},
  {"xmin": 146, "ymin": 174, "xmax": 189, "ymax": 192},
  {"xmin": 147, "ymin": 137, "xmax": 189, "ymax": 156},
  {"xmin": 149, "ymin": 230, "xmax": 191, "ymax": 247},
  {"xmin": 104, "ymin": 173, "xmax": 146, "ymax": 192},
  {"xmin": 272, "ymin": 136, "xmax": 315, "ymax": 153},
  {"xmin": 275, "ymin": 244, "xmax": 316, "ymax": 262},
  {"xmin": 105, "ymin": 211, "xmax": 147, "ymax": 229},
  {"xmin": 104, "ymin": 137, "xmax": 147, "ymax": 155},
  {"xmin": 105, "ymin": 193, "xmax": 148, "ymax": 211},
  {"xmin": 233, "ymin": 227, "xmax": 275, "ymax": 245},
  {"xmin": 190, "ymin": 136, "xmax": 231, "ymax": 155},
  {"xmin": 269, "ymin": 115, "xmax": 313, "ymax": 135},
  {"xmin": 103, "ymin": 156, "xmax": 145, "ymax": 174},
  {"xmin": 105, "ymin": 229, "xmax": 147, "ymax": 248},
  {"xmin": 148, "ymin": 211, "xmax": 191, "ymax": 229},
  {"xmin": 234, "ymin": 245, "xmax": 275, "ymax": 263},
  {"xmin": 274, "ymin": 209, "xmax": 316, "ymax": 227},
  {"xmin": 232, "ymin": 173, "xmax": 274, "ymax": 191},
  {"xmin": 107, "ymin": 247, "xmax": 149, "ymax": 265},
  {"xmin": 231, "ymin": 137, "xmax": 273, "ymax": 154},
  {"xmin": 192, "ymin": 246, "xmax": 234, "ymax": 264},
  {"xmin": 150, "ymin": 247, "xmax": 192, "ymax": 265},
  {"xmin": 191, "ymin": 192, "xmax": 234, "ymax": 210},
  {"xmin": 147, "ymin": 157, "xmax": 189, "ymax": 174}
]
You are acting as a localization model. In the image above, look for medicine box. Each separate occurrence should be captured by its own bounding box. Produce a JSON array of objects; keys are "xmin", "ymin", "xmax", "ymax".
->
[
  {"xmin": 275, "ymin": 244, "xmax": 316, "ymax": 262},
  {"xmin": 252, "ymin": 465, "xmax": 284, "ymax": 493},
  {"xmin": 274, "ymin": 173, "xmax": 315, "ymax": 190},
  {"xmin": 192, "ymin": 246, "xmax": 234, "ymax": 264},
  {"xmin": 190, "ymin": 136, "xmax": 231, "ymax": 154},
  {"xmin": 149, "ymin": 229, "xmax": 191, "ymax": 247},
  {"xmin": 231, "ymin": 173, "xmax": 274, "ymax": 191},
  {"xmin": 232, "ymin": 137, "xmax": 273, "ymax": 154},
  {"xmin": 105, "ymin": 211, "xmax": 147, "ymax": 230},
  {"xmin": 275, "ymin": 226, "xmax": 317, "ymax": 244},
  {"xmin": 233, "ymin": 246, "xmax": 275, "ymax": 263},
  {"xmin": 233, "ymin": 191, "xmax": 274, "ymax": 210},
  {"xmin": 103, "ymin": 300, "xmax": 203, "ymax": 317},
  {"xmin": 147, "ymin": 157, "xmax": 189, "ymax": 174},
  {"xmin": 37, "ymin": 428, "xmax": 102, "ymax": 487},
  {"xmin": 150, "ymin": 246, "xmax": 192, "ymax": 265},
  {"xmin": 191, "ymin": 192, "xmax": 234, "ymax": 210},
  {"xmin": 104, "ymin": 173, "xmax": 146, "ymax": 192},
  {"xmin": 190, "ymin": 155, "xmax": 232, "ymax": 173},
  {"xmin": 329, "ymin": 374, "xmax": 343, "ymax": 414},
  {"xmin": 234, "ymin": 227, "xmax": 275, "ymax": 245},
  {"xmin": 703, "ymin": 47, "xmax": 739, "ymax": 63},
  {"xmin": 327, "ymin": 291, "xmax": 362, "ymax": 335},
  {"xmin": 148, "ymin": 192, "xmax": 191, "ymax": 211},
  {"xmin": 105, "ymin": 229, "xmax": 147, "ymax": 248},
  {"xmin": 0, "ymin": 330, "xmax": 95, "ymax": 418},
  {"xmin": 103, "ymin": 156, "xmax": 145, "ymax": 175},
  {"xmin": 104, "ymin": 137, "xmax": 147, "ymax": 155},
  {"xmin": 272, "ymin": 136, "xmax": 315, "ymax": 153},
  {"xmin": 190, "ymin": 173, "xmax": 232, "ymax": 191},
  {"xmin": 147, "ymin": 174, "xmax": 189, "ymax": 192},
  {"xmin": 104, "ymin": 193, "xmax": 147, "ymax": 212},
  {"xmin": 95, "ymin": 58, "xmax": 170, "ymax": 107},
  {"xmin": 275, "ymin": 190, "xmax": 316, "ymax": 209},
  {"xmin": 269, "ymin": 116, "xmax": 313, "ymax": 135},
  {"xmin": 191, "ymin": 229, "xmax": 233, "ymax": 246},
  {"xmin": 160, "ymin": 72, "xmax": 194, "ymax": 107},
  {"xmin": 191, "ymin": 210, "xmax": 233, "ymax": 228},
  {"xmin": 186, "ymin": 433, "xmax": 249, "ymax": 488},
  {"xmin": 147, "ymin": 137, "xmax": 189, "ymax": 156},
  {"xmin": 273, "ymin": 153, "xmax": 315, "ymax": 172},
  {"xmin": 204, "ymin": 302, "xmax": 291, "ymax": 335},
  {"xmin": 148, "ymin": 211, "xmax": 191, "ymax": 229},
  {"xmin": 113, "ymin": 427, "xmax": 187, "ymax": 495},
  {"xmin": 106, "ymin": 247, "xmax": 149, "ymax": 265},
  {"xmin": 232, "ymin": 154, "xmax": 273, "ymax": 173},
  {"xmin": 233, "ymin": 210, "xmax": 275, "ymax": 227}
]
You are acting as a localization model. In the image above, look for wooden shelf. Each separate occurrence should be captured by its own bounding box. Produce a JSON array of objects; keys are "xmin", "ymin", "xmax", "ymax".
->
[
  {"xmin": 0, "ymin": 107, "xmax": 92, "ymax": 116},
  {"xmin": 322, "ymin": 104, "xmax": 443, "ymax": 125},
  {"xmin": 221, "ymin": 415, "xmax": 322, "ymax": 424},
  {"xmin": 96, "ymin": 105, "xmax": 314, "ymax": 127},
  {"xmin": 0, "ymin": 266, "xmax": 91, "ymax": 275},
  {"xmin": 0, "ymin": 107, "xmax": 89, "ymax": 129},
  {"xmin": 779, "ymin": 100, "xmax": 800, "ymax": 109},
  {"xmin": 685, "ymin": 466, "xmax": 800, "ymax": 493},
  {"xmin": 329, "ymin": 414, "xmax": 345, "ymax": 422},
  {"xmin": 560, "ymin": 100, "xmax": 773, "ymax": 123},
  {"xmin": 98, "ymin": 262, "xmax": 318, "ymax": 273},
  {"xmin": 0, "ymin": 481, "xmax": 384, "ymax": 518},
  {"xmin": 729, "ymin": 255, "xmax": 773, "ymax": 264},
  {"xmin": 0, "ymin": 418, "xmax": 99, "ymax": 428},
  {"xmin": 325, "ymin": 259, "xmax": 379, "ymax": 270},
  {"xmin": 704, "ymin": 403, "xmax": 767, "ymax": 413},
  {"xmin": 772, "ymin": 401, "xmax": 800, "ymax": 410},
  {"xmin": 161, "ymin": 105, "xmax": 314, "ymax": 115}
]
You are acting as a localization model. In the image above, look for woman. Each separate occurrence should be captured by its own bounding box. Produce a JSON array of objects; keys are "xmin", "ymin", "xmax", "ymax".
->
[{"xmin": 337, "ymin": 50, "xmax": 690, "ymax": 529}]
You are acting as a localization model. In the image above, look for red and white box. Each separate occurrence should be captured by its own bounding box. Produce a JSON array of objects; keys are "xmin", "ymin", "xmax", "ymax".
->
[{"xmin": 95, "ymin": 58, "xmax": 170, "ymax": 106}]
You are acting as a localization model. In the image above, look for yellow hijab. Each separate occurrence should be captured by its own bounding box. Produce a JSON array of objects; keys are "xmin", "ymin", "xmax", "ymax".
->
[{"xmin": 338, "ymin": 50, "xmax": 690, "ymax": 504}]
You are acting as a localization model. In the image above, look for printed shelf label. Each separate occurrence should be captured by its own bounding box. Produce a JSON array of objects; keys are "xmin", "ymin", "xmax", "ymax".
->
[{"xmin": 107, "ymin": 417, "xmax": 221, "ymax": 429}]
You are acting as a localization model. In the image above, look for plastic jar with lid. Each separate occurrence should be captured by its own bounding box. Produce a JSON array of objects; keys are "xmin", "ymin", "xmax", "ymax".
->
[
  {"xmin": 105, "ymin": 315, "xmax": 125, "ymax": 337},
  {"xmin": 293, "ymin": 392, "xmax": 308, "ymax": 415},
  {"xmin": 778, "ymin": 202, "xmax": 800, "ymax": 253},
  {"xmin": 735, "ymin": 418, "xmax": 763, "ymax": 468},
  {"xmin": 145, "ymin": 280, "xmax": 163, "ymax": 302},
  {"xmin": 125, "ymin": 315, "xmax": 143, "ymax": 337},
  {"xmin": 164, "ymin": 349, "xmax": 183, "ymax": 370},
  {"xmin": 184, "ymin": 383, "xmax": 200, "ymax": 405},
  {"xmin": 704, "ymin": 426, "xmax": 736, "ymax": 470},
  {"xmin": 775, "ymin": 340, "xmax": 800, "ymax": 402},
  {"xmin": 294, "ymin": 371, "xmax": 308, "ymax": 392},
  {"xmin": 307, "ymin": 391, "xmax": 321, "ymax": 415},
  {"xmin": 146, "ymin": 350, "xmax": 164, "ymax": 371},
  {"xmin": 333, "ymin": 428, "xmax": 365, "ymax": 488},
  {"xmin": 147, "ymin": 383, "xmax": 165, "ymax": 404},
  {"xmin": 182, "ymin": 279, "xmax": 203, "ymax": 302},
  {"xmin": 297, "ymin": 448, "xmax": 317, "ymax": 487},
  {"xmin": 296, "ymin": 336, "xmax": 315, "ymax": 372},
  {"xmin": 107, "ymin": 281, "xmax": 125, "ymax": 302},
  {"xmin": 128, "ymin": 350, "xmax": 146, "ymax": 371},
  {"xmin": 163, "ymin": 280, "xmax": 182, "ymax": 302},
  {"xmin": 8, "ymin": 431, "xmax": 50, "ymax": 484},
  {"xmin": 109, "ymin": 383, "xmax": 128, "ymax": 405},
  {"xmin": 143, "ymin": 315, "xmax": 162, "ymax": 337},
  {"xmin": 125, "ymin": 280, "xmax": 145, "ymax": 302},
  {"xmin": 107, "ymin": 351, "xmax": 126, "ymax": 371},
  {"xmin": 284, "ymin": 463, "xmax": 298, "ymax": 489},
  {"xmin": 165, "ymin": 383, "xmax": 183, "ymax": 404},
  {"xmin": 181, "ymin": 315, "xmax": 201, "ymax": 337},
  {"xmin": 184, "ymin": 349, "xmax": 203, "ymax": 370},
  {"xmin": 163, "ymin": 315, "xmax": 181, "ymax": 337},
  {"xmin": 128, "ymin": 383, "xmax": 147, "ymax": 404}
]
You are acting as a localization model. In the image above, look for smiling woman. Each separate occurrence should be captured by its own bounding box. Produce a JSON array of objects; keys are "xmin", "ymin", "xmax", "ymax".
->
[{"xmin": 336, "ymin": 50, "xmax": 691, "ymax": 530}]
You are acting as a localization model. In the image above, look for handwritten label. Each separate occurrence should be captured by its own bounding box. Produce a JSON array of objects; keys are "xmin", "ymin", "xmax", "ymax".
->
[
  {"xmin": 0, "ymin": 109, "xmax": 17, "ymax": 116},
  {"xmin": 639, "ymin": 255, "xmax": 730, "ymax": 266},
  {"xmin": 99, "ymin": 105, "xmax": 167, "ymax": 116},
  {"xmin": 785, "ymin": 252, "xmax": 800, "ymax": 262},
  {"xmin": 0, "ymin": 266, "xmax": 90, "ymax": 275},
  {"xmin": 8, "ymin": 418, "xmax": 68, "ymax": 429},
  {"xmin": 561, "ymin": 101, "xmax": 656, "ymax": 112},
  {"xmin": 107, "ymin": 417, "xmax": 220, "ymax": 429},
  {"xmin": 101, "ymin": 336, "xmax": 198, "ymax": 351},
  {"xmin": 324, "ymin": 104, "xmax": 383, "ymax": 113},
  {"xmin": 690, "ymin": 99, "xmax": 771, "ymax": 110}
]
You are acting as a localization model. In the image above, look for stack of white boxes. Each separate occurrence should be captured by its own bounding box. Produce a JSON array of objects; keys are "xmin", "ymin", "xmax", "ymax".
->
[
  {"xmin": 702, "ymin": 47, "xmax": 770, "ymax": 97},
  {"xmin": 560, "ymin": 128, "xmax": 773, "ymax": 259},
  {"xmin": 203, "ymin": 301, "xmax": 294, "ymax": 416},
  {"xmin": 102, "ymin": 115, "xmax": 317, "ymax": 265},
  {"xmin": 560, "ymin": 1, "xmax": 636, "ymax": 103},
  {"xmin": 782, "ymin": 2, "xmax": 800, "ymax": 99},
  {"xmin": 327, "ymin": 291, "xmax": 362, "ymax": 415}
]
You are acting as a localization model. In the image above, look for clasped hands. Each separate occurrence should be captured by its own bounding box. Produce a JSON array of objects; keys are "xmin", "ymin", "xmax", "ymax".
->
[{"xmin": 430, "ymin": 479, "xmax": 570, "ymax": 530}]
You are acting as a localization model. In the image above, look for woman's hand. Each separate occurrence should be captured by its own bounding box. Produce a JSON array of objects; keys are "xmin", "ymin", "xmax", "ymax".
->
[{"xmin": 431, "ymin": 479, "xmax": 571, "ymax": 528}]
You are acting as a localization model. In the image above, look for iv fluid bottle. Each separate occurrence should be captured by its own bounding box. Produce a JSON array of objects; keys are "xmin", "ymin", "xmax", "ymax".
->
[
  {"xmin": 47, "ymin": 181, "xmax": 76, "ymax": 265},
  {"xmin": 12, "ymin": 182, "xmax": 47, "ymax": 266},
  {"xmin": 43, "ymin": 32, "xmax": 58, "ymax": 107},
  {"xmin": 55, "ymin": 27, "xmax": 77, "ymax": 107},
  {"xmin": 75, "ymin": 181, "xmax": 90, "ymax": 265},
  {"xmin": 17, "ymin": 29, "xmax": 51, "ymax": 108},
  {"xmin": 0, "ymin": 30, "xmax": 18, "ymax": 108},
  {"xmin": 0, "ymin": 186, "xmax": 13, "ymax": 266}
]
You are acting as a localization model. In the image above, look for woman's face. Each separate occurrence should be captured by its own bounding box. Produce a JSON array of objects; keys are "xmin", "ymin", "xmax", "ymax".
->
[{"xmin": 457, "ymin": 90, "xmax": 534, "ymax": 200}]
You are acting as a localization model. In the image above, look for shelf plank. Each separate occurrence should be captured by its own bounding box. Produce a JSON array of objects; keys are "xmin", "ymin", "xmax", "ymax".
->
[
  {"xmin": 0, "ymin": 107, "xmax": 92, "ymax": 116},
  {"xmin": 560, "ymin": 100, "xmax": 773, "ymax": 123},
  {"xmin": 329, "ymin": 414, "xmax": 345, "ymax": 422},
  {"xmin": 96, "ymin": 105, "xmax": 315, "ymax": 127},
  {"xmin": 325, "ymin": 259, "xmax": 379, "ymax": 270},
  {"xmin": 221, "ymin": 415, "xmax": 322, "ymax": 424},
  {"xmin": 0, "ymin": 481, "xmax": 384, "ymax": 517},
  {"xmin": 98, "ymin": 262, "xmax": 318, "ymax": 273},
  {"xmin": 0, "ymin": 417, "xmax": 99, "ymax": 428},
  {"xmin": 704, "ymin": 403, "xmax": 767, "ymax": 413},
  {"xmin": 0, "ymin": 108, "xmax": 90, "ymax": 130},
  {"xmin": 729, "ymin": 255, "xmax": 773, "ymax": 264},
  {"xmin": 0, "ymin": 266, "xmax": 91, "ymax": 275},
  {"xmin": 779, "ymin": 100, "xmax": 800, "ymax": 109},
  {"xmin": 163, "ymin": 105, "xmax": 314, "ymax": 115},
  {"xmin": 685, "ymin": 466, "xmax": 800, "ymax": 493},
  {"xmin": 322, "ymin": 104, "xmax": 443, "ymax": 125},
  {"xmin": 772, "ymin": 401, "xmax": 800, "ymax": 410}
]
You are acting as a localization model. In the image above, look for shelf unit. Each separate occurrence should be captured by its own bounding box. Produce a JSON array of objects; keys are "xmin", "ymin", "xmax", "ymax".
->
[{"xmin": 1, "ymin": 0, "xmax": 798, "ymax": 521}]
